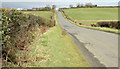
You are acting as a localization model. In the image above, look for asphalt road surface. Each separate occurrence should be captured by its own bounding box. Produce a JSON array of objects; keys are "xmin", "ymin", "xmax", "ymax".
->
[{"xmin": 57, "ymin": 11, "xmax": 118, "ymax": 67}]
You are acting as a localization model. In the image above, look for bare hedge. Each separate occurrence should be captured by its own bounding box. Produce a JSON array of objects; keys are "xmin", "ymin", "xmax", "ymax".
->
[{"xmin": 97, "ymin": 21, "xmax": 120, "ymax": 29}]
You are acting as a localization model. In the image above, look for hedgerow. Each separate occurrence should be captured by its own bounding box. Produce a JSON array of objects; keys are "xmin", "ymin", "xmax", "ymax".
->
[
  {"xmin": 2, "ymin": 8, "xmax": 55, "ymax": 65},
  {"xmin": 97, "ymin": 21, "xmax": 120, "ymax": 29}
]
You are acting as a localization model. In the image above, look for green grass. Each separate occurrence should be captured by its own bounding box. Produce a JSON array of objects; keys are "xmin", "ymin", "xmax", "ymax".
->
[
  {"xmin": 24, "ymin": 11, "xmax": 52, "ymax": 20},
  {"xmin": 30, "ymin": 12, "xmax": 90, "ymax": 67},
  {"xmin": 64, "ymin": 8, "xmax": 118, "ymax": 24},
  {"xmin": 74, "ymin": 23, "xmax": 119, "ymax": 34},
  {"xmin": 37, "ymin": 13, "xmax": 90, "ymax": 67}
]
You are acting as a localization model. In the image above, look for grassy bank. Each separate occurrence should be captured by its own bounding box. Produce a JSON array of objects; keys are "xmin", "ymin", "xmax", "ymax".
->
[
  {"xmin": 61, "ymin": 8, "xmax": 119, "ymax": 34},
  {"xmin": 63, "ymin": 8, "xmax": 118, "ymax": 24}
]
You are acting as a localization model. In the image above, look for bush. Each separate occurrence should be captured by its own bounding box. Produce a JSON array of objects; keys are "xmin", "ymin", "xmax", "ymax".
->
[
  {"xmin": 91, "ymin": 24, "xmax": 97, "ymax": 27},
  {"xmin": 97, "ymin": 21, "xmax": 120, "ymax": 29},
  {"xmin": 2, "ymin": 8, "xmax": 55, "ymax": 64}
]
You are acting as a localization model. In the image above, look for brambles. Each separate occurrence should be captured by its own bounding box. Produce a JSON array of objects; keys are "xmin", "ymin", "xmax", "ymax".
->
[{"xmin": 2, "ymin": 8, "xmax": 55, "ymax": 65}]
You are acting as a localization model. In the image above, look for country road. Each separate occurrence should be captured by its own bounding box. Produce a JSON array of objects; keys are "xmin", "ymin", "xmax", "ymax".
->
[{"xmin": 57, "ymin": 11, "xmax": 118, "ymax": 67}]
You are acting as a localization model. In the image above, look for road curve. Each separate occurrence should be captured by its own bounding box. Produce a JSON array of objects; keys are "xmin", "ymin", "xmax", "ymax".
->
[{"xmin": 57, "ymin": 11, "xmax": 118, "ymax": 67}]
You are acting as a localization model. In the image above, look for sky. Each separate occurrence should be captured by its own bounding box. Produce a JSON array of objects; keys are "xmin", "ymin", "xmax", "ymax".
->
[
  {"xmin": 1, "ymin": 0, "xmax": 120, "ymax": 2},
  {"xmin": 1, "ymin": 0, "xmax": 120, "ymax": 9}
]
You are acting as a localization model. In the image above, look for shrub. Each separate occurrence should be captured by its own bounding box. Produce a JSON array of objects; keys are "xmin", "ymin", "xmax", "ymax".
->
[
  {"xmin": 97, "ymin": 21, "xmax": 120, "ymax": 29},
  {"xmin": 91, "ymin": 24, "xmax": 97, "ymax": 27},
  {"xmin": 2, "ymin": 8, "xmax": 55, "ymax": 64}
]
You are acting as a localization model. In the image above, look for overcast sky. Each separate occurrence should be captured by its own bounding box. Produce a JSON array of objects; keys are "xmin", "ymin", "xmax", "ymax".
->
[
  {"xmin": 1, "ymin": 0, "xmax": 119, "ymax": 9},
  {"xmin": 1, "ymin": 0, "xmax": 120, "ymax": 2}
]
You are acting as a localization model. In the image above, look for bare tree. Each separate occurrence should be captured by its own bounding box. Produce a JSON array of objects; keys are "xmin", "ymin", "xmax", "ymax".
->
[
  {"xmin": 85, "ymin": 3, "xmax": 93, "ymax": 7},
  {"xmin": 81, "ymin": 3, "xmax": 84, "ymax": 7},
  {"xmin": 69, "ymin": 5, "xmax": 73, "ymax": 8}
]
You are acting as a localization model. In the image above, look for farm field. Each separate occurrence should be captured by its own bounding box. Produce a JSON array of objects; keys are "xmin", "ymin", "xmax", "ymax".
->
[
  {"xmin": 24, "ymin": 11, "xmax": 52, "ymax": 20},
  {"xmin": 63, "ymin": 8, "xmax": 118, "ymax": 24}
]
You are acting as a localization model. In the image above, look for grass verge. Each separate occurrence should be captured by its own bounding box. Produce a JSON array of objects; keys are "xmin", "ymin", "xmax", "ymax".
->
[
  {"xmin": 30, "ymin": 11, "xmax": 90, "ymax": 67},
  {"xmin": 40, "ymin": 12, "xmax": 90, "ymax": 67},
  {"xmin": 29, "ymin": 11, "xmax": 90, "ymax": 67}
]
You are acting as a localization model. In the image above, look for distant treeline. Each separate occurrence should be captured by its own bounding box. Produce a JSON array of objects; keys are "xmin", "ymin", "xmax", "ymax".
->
[
  {"xmin": 24, "ymin": 5, "xmax": 56, "ymax": 11},
  {"xmin": 60, "ymin": 3, "xmax": 120, "ymax": 9},
  {"xmin": 70, "ymin": 3, "xmax": 97, "ymax": 8}
]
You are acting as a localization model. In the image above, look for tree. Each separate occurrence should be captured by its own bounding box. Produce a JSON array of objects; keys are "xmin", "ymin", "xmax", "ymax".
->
[
  {"xmin": 52, "ymin": 5, "xmax": 56, "ymax": 10},
  {"xmin": 69, "ymin": 5, "xmax": 73, "ymax": 8},
  {"xmin": 81, "ymin": 3, "xmax": 84, "ymax": 7},
  {"xmin": 85, "ymin": 3, "xmax": 93, "ymax": 7},
  {"xmin": 45, "ymin": 5, "xmax": 51, "ymax": 11},
  {"xmin": 94, "ymin": 5, "xmax": 97, "ymax": 7},
  {"xmin": 77, "ymin": 3, "xmax": 81, "ymax": 8}
]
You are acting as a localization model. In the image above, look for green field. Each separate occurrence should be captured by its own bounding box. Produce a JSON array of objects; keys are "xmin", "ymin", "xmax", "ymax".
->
[
  {"xmin": 64, "ymin": 8, "xmax": 118, "ymax": 24},
  {"xmin": 24, "ymin": 11, "xmax": 52, "ymax": 20}
]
